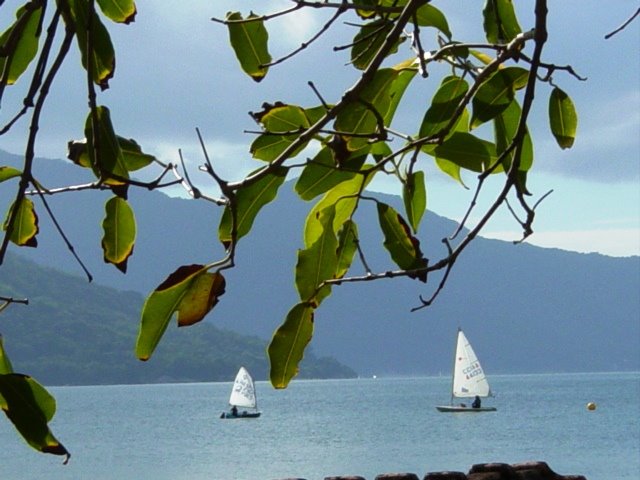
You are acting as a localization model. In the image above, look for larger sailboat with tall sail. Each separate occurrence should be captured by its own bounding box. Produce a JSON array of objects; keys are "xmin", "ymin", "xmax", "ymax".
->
[
  {"xmin": 220, "ymin": 367, "xmax": 261, "ymax": 419},
  {"xmin": 435, "ymin": 328, "xmax": 496, "ymax": 413}
]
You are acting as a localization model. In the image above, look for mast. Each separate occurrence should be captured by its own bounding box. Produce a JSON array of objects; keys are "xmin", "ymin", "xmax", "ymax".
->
[{"xmin": 449, "ymin": 327, "xmax": 461, "ymax": 406}]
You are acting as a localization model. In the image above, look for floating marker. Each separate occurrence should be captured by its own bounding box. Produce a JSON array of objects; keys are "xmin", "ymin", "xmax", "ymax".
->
[{"xmin": 587, "ymin": 402, "xmax": 596, "ymax": 411}]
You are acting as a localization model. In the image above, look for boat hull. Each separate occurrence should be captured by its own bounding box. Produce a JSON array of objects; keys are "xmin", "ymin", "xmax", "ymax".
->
[
  {"xmin": 435, "ymin": 405, "xmax": 497, "ymax": 413},
  {"xmin": 220, "ymin": 411, "xmax": 261, "ymax": 419}
]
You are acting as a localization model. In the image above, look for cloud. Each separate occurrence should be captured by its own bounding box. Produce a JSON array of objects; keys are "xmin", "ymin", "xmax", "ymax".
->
[{"xmin": 531, "ymin": 88, "xmax": 640, "ymax": 183}]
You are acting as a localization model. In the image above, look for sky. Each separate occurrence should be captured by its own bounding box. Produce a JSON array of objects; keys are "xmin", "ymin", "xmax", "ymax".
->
[{"xmin": 1, "ymin": 1, "xmax": 638, "ymax": 257}]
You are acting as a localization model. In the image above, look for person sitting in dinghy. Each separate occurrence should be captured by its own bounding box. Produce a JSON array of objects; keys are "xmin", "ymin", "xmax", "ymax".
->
[
  {"xmin": 231, "ymin": 405, "xmax": 238, "ymax": 417},
  {"xmin": 472, "ymin": 396, "xmax": 481, "ymax": 408}
]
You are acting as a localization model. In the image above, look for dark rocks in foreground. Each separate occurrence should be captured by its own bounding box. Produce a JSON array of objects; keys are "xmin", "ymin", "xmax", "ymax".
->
[{"xmin": 276, "ymin": 461, "xmax": 587, "ymax": 480}]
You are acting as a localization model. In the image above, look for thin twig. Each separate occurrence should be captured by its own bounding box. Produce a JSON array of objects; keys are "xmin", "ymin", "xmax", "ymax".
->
[
  {"xmin": 263, "ymin": 3, "xmax": 346, "ymax": 68},
  {"xmin": 604, "ymin": 7, "xmax": 640, "ymax": 39}
]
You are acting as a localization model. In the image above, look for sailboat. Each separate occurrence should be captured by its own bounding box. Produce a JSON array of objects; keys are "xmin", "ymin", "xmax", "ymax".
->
[
  {"xmin": 220, "ymin": 367, "xmax": 261, "ymax": 419},
  {"xmin": 435, "ymin": 328, "xmax": 497, "ymax": 413}
]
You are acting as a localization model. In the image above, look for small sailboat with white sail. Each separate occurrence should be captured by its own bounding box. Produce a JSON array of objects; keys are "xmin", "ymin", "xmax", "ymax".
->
[
  {"xmin": 220, "ymin": 367, "xmax": 261, "ymax": 419},
  {"xmin": 435, "ymin": 328, "xmax": 496, "ymax": 413}
]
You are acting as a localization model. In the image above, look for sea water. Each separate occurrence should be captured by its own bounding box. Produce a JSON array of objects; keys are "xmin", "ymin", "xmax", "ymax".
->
[{"xmin": 0, "ymin": 372, "xmax": 638, "ymax": 480}]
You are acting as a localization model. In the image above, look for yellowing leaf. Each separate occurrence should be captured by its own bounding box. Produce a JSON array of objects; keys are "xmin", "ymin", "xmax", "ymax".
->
[
  {"xmin": 226, "ymin": 11, "xmax": 271, "ymax": 82},
  {"xmin": 0, "ymin": 374, "xmax": 69, "ymax": 462},
  {"xmin": 177, "ymin": 272, "xmax": 226, "ymax": 327},
  {"xmin": 0, "ymin": 166, "xmax": 22, "ymax": 183},
  {"xmin": 136, "ymin": 264, "xmax": 207, "ymax": 361},
  {"xmin": 0, "ymin": 3, "xmax": 43, "ymax": 85},
  {"xmin": 3, "ymin": 198, "xmax": 38, "ymax": 247},
  {"xmin": 96, "ymin": 0, "xmax": 137, "ymax": 24},
  {"xmin": 101, "ymin": 196, "xmax": 136, "ymax": 273},
  {"xmin": 67, "ymin": 0, "xmax": 116, "ymax": 89}
]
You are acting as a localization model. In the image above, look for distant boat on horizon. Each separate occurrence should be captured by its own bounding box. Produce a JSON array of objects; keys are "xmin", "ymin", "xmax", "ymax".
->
[
  {"xmin": 435, "ymin": 328, "xmax": 497, "ymax": 413},
  {"xmin": 220, "ymin": 367, "xmax": 261, "ymax": 419}
]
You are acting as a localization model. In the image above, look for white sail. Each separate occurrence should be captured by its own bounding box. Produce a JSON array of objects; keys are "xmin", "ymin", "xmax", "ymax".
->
[
  {"xmin": 228, "ymin": 367, "xmax": 257, "ymax": 409},
  {"xmin": 452, "ymin": 329, "xmax": 492, "ymax": 398}
]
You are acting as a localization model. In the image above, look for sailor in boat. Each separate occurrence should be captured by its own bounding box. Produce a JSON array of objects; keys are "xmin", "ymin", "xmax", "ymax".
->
[
  {"xmin": 472, "ymin": 395, "xmax": 481, "ymax": 409},
  {"xmin": 230, "ymin": 405, "xmax": 238, "ymax": 417}
]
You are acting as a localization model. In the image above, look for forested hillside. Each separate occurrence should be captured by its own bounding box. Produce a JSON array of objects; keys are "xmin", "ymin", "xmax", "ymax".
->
[{"xmin": 0, "ymin": 253, "xmax": 356, "ymax": 386}]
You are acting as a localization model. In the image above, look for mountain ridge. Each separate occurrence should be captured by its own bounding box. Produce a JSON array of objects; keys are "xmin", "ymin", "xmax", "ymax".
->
[{"xmin": 1, "ymin": 150, "xmax": 638, "ymax": 379}]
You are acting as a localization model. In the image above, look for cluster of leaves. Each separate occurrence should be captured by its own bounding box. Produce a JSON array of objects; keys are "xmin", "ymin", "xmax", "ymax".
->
[
  {"xmin": 0, "ymin": 0, "xmax": 581, "ymax": 461},
  {"xmin": 215, "ymin": 0, "xmax": 579, "ymax": 389}
]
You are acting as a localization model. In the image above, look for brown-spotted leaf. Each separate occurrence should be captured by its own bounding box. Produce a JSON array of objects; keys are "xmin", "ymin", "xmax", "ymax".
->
[
  {"xmin": 0, "ymin": 374, "xmax": 69, "ymax": 462},
  {"xmin": 136, "ymin": 264, "xmax": 207, "ymax": 360},
  {"xmin": 177, "ymin": 272, "xmax": 226, "ymax": 327},
  {"xmin": 3, "ymin": 198, "xmax": 38, "ymax": 247},
  {"xmin": 377, "ymin": 202, "xmax": 427, "ymax": 282}
]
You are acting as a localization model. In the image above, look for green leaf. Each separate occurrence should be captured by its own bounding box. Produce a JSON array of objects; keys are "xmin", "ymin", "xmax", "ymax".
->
[
  {"xmin": 419, "ymin": 75, "xmax": 469, "ymax": 139},
  {"xmin": 0, "ymin": 2, "xmax": 43, "ymax": 86},
  {"xmin": 0, "ymin": 374, "xmax": 69, "ymax": 461},
  {"xmin": 136, "ymin": 264, "xmax": 208, "ymax": 361},
  {"xmin": 0, "ymin": 335, "xmax": 14, "ymax": 375},
  {"xmin": 334, "ymin": 68, "xmax": 398, "ymax": 150},
  {"xmin": 385, "ymin": 64, "xmax": 417, "ymax": 126},
  {"xmin": 3, "ymin": 198, "xmax": 38, "ymax": 247},
  {"xmin": 483, "ymin": 0, "xmax": 522, "ymax": 44},
  {"xmin": 353, "ymin": 0, "xmax": 377, "ymax": 19},
  {"xmin": 295, "ymin": 206, "xmax": 337, "ymax": 306},
  {"xmin": 471, "ymin": 67, "xmax": 529, "ymax": 129},
  {"xmin": 0, "ymin": 166, "xmax": 22, "ymax": 183},
  {"xmin": 218, "ymin": 166, "xmax": 288, "ymax": 248},
  {"xmin": 415, "ymin": 4, "xmax": 451, "ymax": 38},
  {"xmin": 335, "ymin": 220, "xmax": 358, "ymax": 279},
  {"xmin": 83, "ymin": 106, "xmax": 129, "ymax": 185},
  {"xmin": 351, "ymin": 19, "xmax": 401, "ymax": 71},
  {"xmin": 403, "ymin": 170, "xmax": 426, "ymax": 233},
  {"xmin": 67, "ymin": 0, "xmax": 116, "ymax": 89},
  {"xmin": 494, "ymin": 100, "xmax": 533, "ymax": 173},
  {"xmin": 96, "ymin": 0, "xmax": 137, "ymax": 24},
  {"xmin": 548, "ymin": 87, "xmax": 578, "ymax": 149},
  {"xmin": 101, "ymin": 196, "xmax": 136, "ymax": 273},
  {"xmin": 226, "ymin": 11, "xmax": 271, "ymax": 82},
  {"xmin": 176, "ymin": 272, "xmax": 226, "ymax": 327},
  {"xmin": 250, "ymin": 103, "xmax": 311, "ymax": 162},
  {"xmin": 118, "ymin": 137, "xmax": 156, "ymax": 171},
  {"xmin": 295, "ymin": 147, "xmax": 366, "ymax": 201},
  {"xmin": 67, "ymin": 135, "xmax": 155, "ymax": 172},
  {"xmin": 304, "ymin": 168, "xmax": 373, "ymax": 248},
  {"xmin": 434, "ymin": 132, "xmax": 499, "ymax": 174},
  {"xmin": 376, "ymin": 202, "xmax": 427, "ymax": 282},
  {"xmin": 434, "ymin": 157, "xmax": 465, "ymax": 187},
  {"xmin": 268, "ymin": 303, "xmax": 314, "ymax": 389}
]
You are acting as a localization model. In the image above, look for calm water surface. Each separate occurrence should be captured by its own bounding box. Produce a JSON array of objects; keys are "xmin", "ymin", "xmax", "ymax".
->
[{"xmin": 0, "ymin": 372, "xmax": 638, "ymax": 480}]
